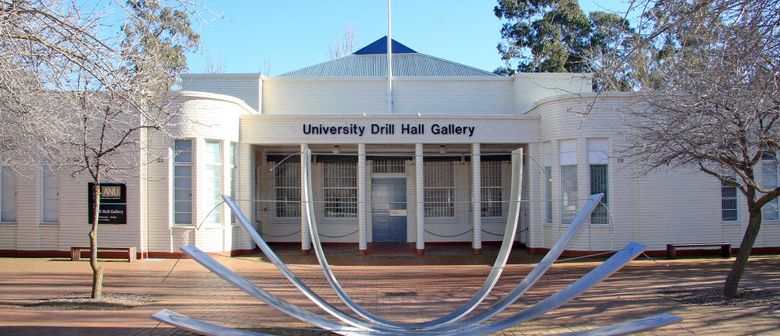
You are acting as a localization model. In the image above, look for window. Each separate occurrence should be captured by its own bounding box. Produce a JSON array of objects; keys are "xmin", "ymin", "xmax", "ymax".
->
[
  {"xmin": 41, "ymin": 166, "xmax": 58, "ymax": 223},
  {"xmin": 545, "ymin": 167, "xmax": 552, "ymax": 223},
  {"xmin": 721, "ymin": 178, "xmax": 738, "ymax": 222},
  {"xmin": 230, "ymin": 143, "xmax": 237, "ymax": 223},
  {"xmin": 481, "ymin": 161, "xmax": 502, "ymax": 217},
  {"xmin": 1, "ymin": 167, "xmax": 16, "ymax": 223},
  {"xmin": 544, "ymin": 142, "xmax": 552, "ymax": 223},
  {"xmin": 230, "ymin": 143, "xmax": 237, "ymax": 199},
  {"xmin": 204, "ymin": 141, "xmax": 223, "ymax": 225},
  {"xmin": 323, "ymin": 161, "xmax": 357, "ymax": 218},
  {"xmin": 273, "ymin": 161, "xmax": 300, "ymax": 218},
  {"xmin": 560, "ymin": 140, "xmax": 578, "ymax": 224},
  {"xmin": 173, "ymin": 140, "xmax": 193, "ymax": 225},
  {"xmin": 762, "ymin": 151, "xmax": 778, "ymax": 221},
  {"xmin": 589, "ymin": 139, "xmax": 609, "ymax": 224},
  {"xmin": 424, "ymin": 161, "xmax": 454, "ymax": 217}
]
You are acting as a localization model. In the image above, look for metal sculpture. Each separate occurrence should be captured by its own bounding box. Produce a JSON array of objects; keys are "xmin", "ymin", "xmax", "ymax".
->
[{"xmin": 153, "ymin": 147, "xmax": 681, "ymax": 335}]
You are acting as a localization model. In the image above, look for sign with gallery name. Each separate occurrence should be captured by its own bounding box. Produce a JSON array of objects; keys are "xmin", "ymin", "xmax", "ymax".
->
[
  {"xmin": 302, "ymin": 123, "xmax": 476, "ymax": 137},
  {"xmin": 88, "ymin": 183, "xmax": 127, "ymax": 225}
]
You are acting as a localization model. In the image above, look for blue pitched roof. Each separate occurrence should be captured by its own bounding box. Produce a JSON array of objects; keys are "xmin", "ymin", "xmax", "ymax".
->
[
  {"xmin": 353, "ymin": 36, "xmax": 417, "ymax": 54},
  {"xmin": 277, "ymin": 36, "xmax": 498, "ymax": 78}
]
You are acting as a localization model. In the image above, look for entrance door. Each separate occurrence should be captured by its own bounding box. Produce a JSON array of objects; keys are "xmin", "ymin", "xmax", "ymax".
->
[{"xmin": 371, "ymin": 177, "xmax": 407, "ymax": 242}]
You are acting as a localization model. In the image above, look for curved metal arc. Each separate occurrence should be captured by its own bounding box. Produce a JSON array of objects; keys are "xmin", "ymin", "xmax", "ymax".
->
[
  {"xmin": 559, "ymin": 313, "xmax": 681, "ymax": 336},
  {"xmin": 224, "ymin": 180, "xmax": 601, "ymax": 333},
  {"xmin": 152, "ymin": 309, "xmax": 272, "ymax": 336},
  {"xmin": 224, "ymin": 196, "xmax": 390, "ymax": 332},
  {"xmin": 300, "ymin": 147, "xmax": 399, "ymax": 328},
  {"xmin": 420, "ymin": 192, "xmax": 605, "ymax": 333},
  {"xmin": 301, "ymin": 147, "xmax": 529, "ymax": 330},
  {"xmin": 179, "ymin": 245, "xmax": 367, "ymax": 335},
  {"xmin": 458, "ymin": 242, "xmax": 648, "ymax": 336}
]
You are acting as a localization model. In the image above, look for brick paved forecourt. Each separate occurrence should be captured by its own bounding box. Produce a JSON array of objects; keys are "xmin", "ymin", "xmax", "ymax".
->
[{"xmin": 0, "ymin": 247, "xmax": 778, "ymax": 335}]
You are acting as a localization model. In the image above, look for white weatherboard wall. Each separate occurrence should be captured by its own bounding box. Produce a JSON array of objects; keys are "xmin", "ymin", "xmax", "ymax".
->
[
  {"xmin": 514, "ymin": 73, "xmax": 593, "ymax": 113},
  {"xmin": 263, "ymin": 78, "xmax": 387, "ymax": 115},
  {"xmin": 260, "ymin": 75, "xmax": 590, "ymax": 116},
  {"xmin": 144, "ymin": 92, "xmax": 256, "ymax": 254},
  {"xmin": 180, "ymin": 74, "xmax": 263, "ymax": 111},
  {"xmin": 0, "ymin": 160, "xmax": 143, "ymax": 254},
  {"xmin": 529, "ymin": 93, "xmax": 780, "ymax": 252}
]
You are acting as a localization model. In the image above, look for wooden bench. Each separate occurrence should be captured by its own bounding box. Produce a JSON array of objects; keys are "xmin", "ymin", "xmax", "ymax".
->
[
  {"xmin": 70, "ymin": 246, "xmax": 136, "ymax": 262},
  {"xmin": 666, "ymin": 243, "xmax": 731, "ymax": 259}
]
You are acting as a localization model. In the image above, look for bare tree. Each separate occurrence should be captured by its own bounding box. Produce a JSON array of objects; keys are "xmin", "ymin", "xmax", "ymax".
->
[
  {"xmin": 0, "ymin": 0, "xmax": 199, "ymax": 300},
  {"xmin": 328, "ymin": 23, "xmax": 358, "ymax": 59},
  {"xmin": 203, "ymin": 52, "xmax": 226, "ymax": 73},
  {"xmin": 618, "ymin": 0, "xmax": 780, "ymax": 298}
]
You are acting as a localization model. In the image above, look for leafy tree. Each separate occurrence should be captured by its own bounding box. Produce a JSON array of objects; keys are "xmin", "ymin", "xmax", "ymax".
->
[
  {"xmin": 495, "ymin": 0, "xmax": 591, "ymax": 73},
  {"xmin": 494, "ymin": 0, "xmax": 636, "ymax": 91}
]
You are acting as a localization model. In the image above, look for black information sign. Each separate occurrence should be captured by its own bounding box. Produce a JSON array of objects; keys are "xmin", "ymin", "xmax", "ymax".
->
[{"xmin": 88, "ymin": 183, "xmax": 127, "ymax": 225}]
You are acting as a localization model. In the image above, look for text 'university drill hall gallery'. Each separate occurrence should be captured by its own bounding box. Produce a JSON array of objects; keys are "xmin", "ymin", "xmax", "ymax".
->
[{"xmin": 2, "ymin": 37, "xmax": 779, "ymax": 258}]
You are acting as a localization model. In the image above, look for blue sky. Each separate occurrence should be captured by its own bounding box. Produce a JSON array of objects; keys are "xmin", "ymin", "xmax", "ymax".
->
[{"xmin": 185, "ymin": 1, "xmax": 627, "ymax": 75}]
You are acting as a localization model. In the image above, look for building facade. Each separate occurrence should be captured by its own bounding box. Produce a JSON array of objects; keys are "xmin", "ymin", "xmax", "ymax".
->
[{"xmin": 2, "ymin": 37, "xmax": 779, "ymax": 258}]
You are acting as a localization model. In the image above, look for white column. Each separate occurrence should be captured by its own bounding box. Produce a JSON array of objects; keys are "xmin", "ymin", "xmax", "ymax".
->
[
  {"xmin": 300, "ymin": 144, "xmax": 311, "ymax": 254},
  {"xmin": 358, "ymin": 144, "xmax": 367, "ymax": 254},
  {"xmin": 471, "ymin": 143, "xmax": 482, "ymax": 254},
  {"xmin": 415, "ymin": 143, "xmax": 425, "ymax": 254}
]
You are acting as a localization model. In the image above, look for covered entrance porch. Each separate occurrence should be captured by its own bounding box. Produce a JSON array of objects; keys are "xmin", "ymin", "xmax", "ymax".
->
[{"xmin": 251, "ymin": 143, "xmax": 527, "ymax": 255}]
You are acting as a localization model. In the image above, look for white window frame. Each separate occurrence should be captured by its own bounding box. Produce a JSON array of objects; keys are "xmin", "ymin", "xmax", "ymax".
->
[
  {"xmin": 544, "ymin": 166, "xmax": 553, "ymax": 224},
  {"xmin": 0, "ymin": 166, "xmax": 16, "ymax": 223},
  {"xmin": 543, "ymin": 142, "xmax": 552, "ymax": 224},
  {"xmin": 204, "ymin": 140, "xmax": 223, "ymax": 226},
  {"xmin": 761, "ymin": 151, "xmax": 779, "ymax": 221},
  {"xmin": 41, "ymin": 165, "xmax": 58, "ymax": 224},
  {"xmin": 230, "ymin": 143, "xmax": 238, "ymax": 223},
  {"xmin": 721, "ymin": 178, "xmax": 739, "ymax": 222},
  {"xmin": 560, "ymin": 140, "xmax": 578, "ymax": 225},
  {"xmin": 173, "ymin": 139, "xmax": 193, "ymax": 226}
]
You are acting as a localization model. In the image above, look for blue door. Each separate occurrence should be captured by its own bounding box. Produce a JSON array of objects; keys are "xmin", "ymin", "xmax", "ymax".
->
[{"xmin": 371, "ymin": 177, "xmax": 407, "ymax": 242}]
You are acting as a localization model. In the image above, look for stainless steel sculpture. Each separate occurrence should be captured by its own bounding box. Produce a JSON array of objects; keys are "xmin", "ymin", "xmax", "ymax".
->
[{"xmin": 153, "ymin": 146, "xmax": 681, "ymax": 335}]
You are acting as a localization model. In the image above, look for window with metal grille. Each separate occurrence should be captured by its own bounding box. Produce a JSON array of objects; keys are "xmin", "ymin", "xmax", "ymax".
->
[
  {"xmin": 0, "ymin": 166, "xmax": 16, "ymax": 223},
  {"xmin": 481, "ymin": 161, "xmax": 502, "ymax": 217},
  {"xmin": 273, "ymin": 161, "xmax": 300, "ymax": 218},
  {"xmin": 204, "ymin": 141, "xmax": 223, "ymax": 225},
  {"xmin": 588, "ymin": 139, "xmax": 609, "ymax": 224},
  {"xmin": 424, "ymin": 161, "xmax": 454, "ymax": 218},
  {"xmin": 589, "ymin": 165, "xmax": 608, "ymax": 224},
  {"xmin": 173, "ymin": 140, "xmax": 192, "ymax": 225},
  {"xmin": 721, "ymin": 178, "xmax": 738, "ymax": 222},
  {"xmin": 762, "ymin": 151, "xmax": 778, "ymax": 220},
  {"xmin": 372, "ymin": 159, "xmax": 405, "ymax": 174},
  {"xmin": 323, "ymin": 161, "xmax": 357, "ymax": 218}
]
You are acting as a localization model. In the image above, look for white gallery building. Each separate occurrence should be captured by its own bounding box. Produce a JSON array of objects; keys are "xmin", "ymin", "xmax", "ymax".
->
[{"xmin": 1, "ymin": 37, "xmax": 779, "ymax": 258}]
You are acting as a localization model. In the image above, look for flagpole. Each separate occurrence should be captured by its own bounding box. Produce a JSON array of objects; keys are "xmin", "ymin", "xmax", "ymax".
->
[{"xmin": 386, "ymin": 0, "xmax": 393, "ymax": 114}]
